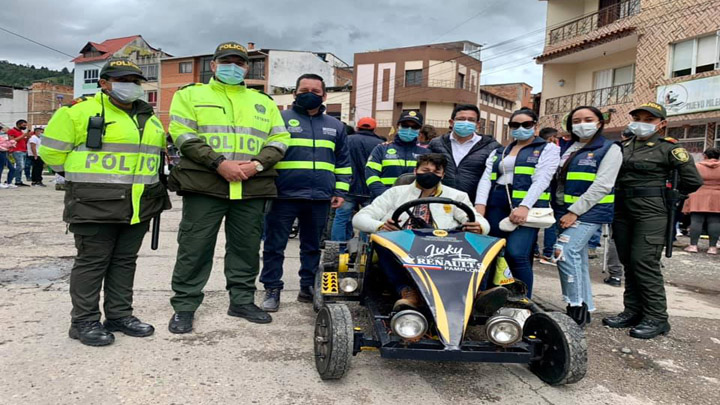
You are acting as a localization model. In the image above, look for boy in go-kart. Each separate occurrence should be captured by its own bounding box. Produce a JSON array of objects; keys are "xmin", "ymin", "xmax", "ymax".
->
[{"xmin": 352, "ymin": 153, "xmax": 491, "ymax": 311}]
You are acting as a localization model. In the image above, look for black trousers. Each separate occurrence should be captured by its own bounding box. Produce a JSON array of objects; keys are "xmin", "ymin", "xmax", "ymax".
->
[{"xmin": 30, "ymin": 156, "xmax": 44, "ymax": 183}]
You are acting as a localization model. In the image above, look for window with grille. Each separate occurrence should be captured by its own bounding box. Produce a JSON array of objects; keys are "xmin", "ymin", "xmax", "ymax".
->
[
  {"xmin": 84, "ymin": 69, "xmax": 98, "ymax": 84},
  {"xmin": 179, "ymin": 62, "xmax": 192, "ymax": 74},
  {"xmin": 405, "ymin": 70, "xmax": 422, "ymax": 87}
]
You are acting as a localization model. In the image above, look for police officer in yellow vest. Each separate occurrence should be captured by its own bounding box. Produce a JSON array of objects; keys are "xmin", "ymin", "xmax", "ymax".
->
[
  {"xmin": 39, "ymin": 58, "xmax": 170, "ymax": 347},
  {"xmin": 167, "ymin": 42, "xmax": 290, "ymax": 332}
]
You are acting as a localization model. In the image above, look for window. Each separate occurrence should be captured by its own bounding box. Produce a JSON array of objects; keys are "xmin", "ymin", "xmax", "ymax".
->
[
  {"xmin": 146, "ymin": 90, "xmax": 157, "ymax": 106},
  {"xmin": 83, "ymin": 69, "xmax": 98, "ymax": 84},
  {"xmin": 457, "ymin": 73, "xmax": 465, "ymax": 89},
  {"xmin": 200, "ymin": 57, "xmax": 213, "ymax": 84},
  {"xmin": 479, "ymin": 118, "xmax": 487, "ymax": 133},
  {"xmin": 140, "ymin": 64, "xmax": 158, "ymax": 81},
  {"xmin": 405, "ymin": 69, "xmax": 422, "ymax": 87},
  {"xmin": 503, "ymin": 124, "xmax": 509, "ymax": 139},
  {"xmin": 488, "ymin": 120, "xmax": 496, "ymax": 135},
  {"xmin": 179, "ymin": 62, "xmax": 192, "ymax": 74},
  {"xmin": 671, "ymin": 32, "xmax": 720, "ymax": 77},
  {"xmin": 247, "ymin": 59, "xmax": 265, "ymax": 80},
  {"xmin": 668, "ymin": 124, "xmax": 707, "ymax": 155}
]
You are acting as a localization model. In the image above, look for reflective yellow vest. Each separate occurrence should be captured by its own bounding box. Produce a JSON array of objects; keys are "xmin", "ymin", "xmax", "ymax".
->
[{"xmin": 39, "ymin": 92, "xmax": 166, "ymax": 224}]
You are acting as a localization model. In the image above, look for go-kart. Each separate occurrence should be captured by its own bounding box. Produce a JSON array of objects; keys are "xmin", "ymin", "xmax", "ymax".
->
[{"xmin": 313, "ymin": 197, "xmax": 587, "ymax": 385}]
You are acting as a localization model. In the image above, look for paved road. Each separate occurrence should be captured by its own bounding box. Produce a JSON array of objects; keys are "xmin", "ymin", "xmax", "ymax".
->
[{"xmin": 1, "ymin": 186, "xmax": 719, "ymax": 404}]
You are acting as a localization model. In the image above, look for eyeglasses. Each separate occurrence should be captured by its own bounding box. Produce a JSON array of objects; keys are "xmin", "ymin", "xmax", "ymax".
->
[
  {"xmin": 508, "ymin": 121, "xmax": 536, "ymax": 129},
  {"xmin": 454, "ymin": 117, "xmax": 477, "ymax": 123}
]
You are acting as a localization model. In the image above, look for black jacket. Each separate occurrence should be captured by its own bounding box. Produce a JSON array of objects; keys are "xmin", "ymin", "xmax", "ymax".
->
[
  {"xmin": 346, "ymin": 129, "xmax": 386, "ymax": 197},
  {"xmin": 429, "ymin": 133, "xmax": 500, "ymax": 204}
]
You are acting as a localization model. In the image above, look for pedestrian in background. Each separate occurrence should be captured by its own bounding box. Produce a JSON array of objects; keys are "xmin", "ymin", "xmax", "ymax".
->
[
  {"xmin": 536, "ymin": 126, "xmax": 560, "ymax": 265},
  {"xmin": 0, "ymin": 126, "xmax": 17, "ymax": 189},
  {"xmin": 682, "ymin": 147, "xmax": 720, "ymax": 255},
  {"xmin": 28, "ymin": 127, "xmax": 46, "ymax": 187},
  {"xmin": 418, "ymin": 124, "xmax": 438, "ymax": 147},
  {"xmin": 7, "ymin": 119, "xmax": 31, "ymax": 187}
]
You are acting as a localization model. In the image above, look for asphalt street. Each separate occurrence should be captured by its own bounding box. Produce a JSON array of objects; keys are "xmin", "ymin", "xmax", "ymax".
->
[{"xmin": 1, "ymin": 185, "xmax": 719, "ymax": 404}]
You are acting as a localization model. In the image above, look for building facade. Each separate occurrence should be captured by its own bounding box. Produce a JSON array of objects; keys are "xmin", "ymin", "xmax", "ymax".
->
[
  {"xmin": 0, "ymin": 85, "xmax": 28, "ymax": 129},
  {"xmin": 537, "ymin": 0, "xmax": 720, "ymax": 156},
  {"xmin": 71, "ymin": 35, "xmax": 170, "ymax": 107},
  {"xmin": 27, "ymin": 82, "xmax": 73, "ymax": 127},
  {"xmin": 481, "ymin": 83, "xmax": 535, "ymax": 110},
  {"xmin": 478, "ymin": 89, "xmax": 516, "ymax": 144}
]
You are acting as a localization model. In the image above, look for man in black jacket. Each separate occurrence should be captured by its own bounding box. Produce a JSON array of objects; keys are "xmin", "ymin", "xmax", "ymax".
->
[
  {"xmin": 330, "ymin": 117, "xmax": 385, "ymax": 241},
  {"xmin": 428, "ymin": 104, "xmax": 500, "ymax": 204}
]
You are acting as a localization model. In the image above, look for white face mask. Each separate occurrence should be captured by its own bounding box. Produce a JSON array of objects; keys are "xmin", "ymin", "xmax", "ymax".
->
[
  {"xmin": 572, "ymin": 122, "xmax": 599, "ymax": 140},
  {"xmin": 628, "ymin": 121, "xmax": 657, "ymax": 139},
  {"xmin": 109, "ymin": 82, "xmax": 145, "ymax": 103}
]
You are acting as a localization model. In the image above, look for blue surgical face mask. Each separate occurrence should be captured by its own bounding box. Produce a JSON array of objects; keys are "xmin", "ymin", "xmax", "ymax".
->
[
  {"xmin": 397, "ymin": 127, "xmax": 419, "ymax": 142},
  {"xmin": 511, "ymin": 126, "xmax": 535, "ymax": 140},
  {"xmin": 453, "ymin": 121, "xmax": 476, "ymax": 137},
  {"xmin": 215, "ymin": 63, "xmax": 246, "ymax": 85}
]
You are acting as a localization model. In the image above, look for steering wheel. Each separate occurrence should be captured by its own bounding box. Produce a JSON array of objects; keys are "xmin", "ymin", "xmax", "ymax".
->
[{"xmin": 390, "ymin": 197, "xmax": 476, "ymax": 231}]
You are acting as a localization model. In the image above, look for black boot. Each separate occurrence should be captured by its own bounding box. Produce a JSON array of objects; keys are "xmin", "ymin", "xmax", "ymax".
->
[
  {"xmin": 297, "ymin": 285, "xmax": 315, "ymax": 303},
  {"xmin": 603, "ymin": 276, "xmax": 621, "ymax": 287},
  {"xmin": 69, "ymin": 321, "xmax": 115, "ymax": 346},
  {"xmin": 602, "ymin": 311, "xmax": 642, "ymax": 328},
  {"xmin": 261, "ymin": 288, "xmax": 281, "ymax": 312},
  {"xmin": 228, "ymin": 303, "xmax": 272, "ymax": 324},
  {"xmin": 168, "ymin": 311, "xmax": 194, "ymax": 334},
  {"xmin": 566, "ymin": 303, "xmax": 589, "ymax": 328},
  {"xmin": 104, "ymin": 315, "xmax": 155, "ymax": 337},
  {"xmin": 629, "ymin": 318, "xmax": 670, "ymax": 339}
]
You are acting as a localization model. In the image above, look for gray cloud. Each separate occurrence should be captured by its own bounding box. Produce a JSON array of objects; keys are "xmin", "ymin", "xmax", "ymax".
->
[{"xmin": 0, "ymin": 0, "xmax": 547, "ymax": 89}]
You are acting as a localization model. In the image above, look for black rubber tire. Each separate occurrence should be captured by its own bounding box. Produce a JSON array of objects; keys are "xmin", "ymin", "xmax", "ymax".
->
[
  {"xmin": 313, "ymin": 266, "xmax": 325, "ymax": 313},
  {"xmin": 321, "ymin": 243, "xmax": 340, "ymax": 272},
  {"xmin": 524, "ymin": 311, "xmax": 587, "ymax": 385},
  {"xmin": 314, "ymin": 304, "xmax": 353, "ymax": 380}
]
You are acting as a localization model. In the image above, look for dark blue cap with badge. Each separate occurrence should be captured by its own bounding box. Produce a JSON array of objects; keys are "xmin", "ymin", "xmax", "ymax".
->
[
  {"xmin": 397, "ymin": 110, "xmax": 424, "ymax": 126},
  {"xmin": 100, "ymin": 58, "xmax": 147, "ymax": 80}
]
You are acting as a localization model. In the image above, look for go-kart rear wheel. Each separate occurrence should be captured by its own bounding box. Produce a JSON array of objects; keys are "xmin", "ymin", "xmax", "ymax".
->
[
  {"xmin": 314, "ymin": 304, "xmax": 353, "ymax": 380},
  {"xmin": 313, "ymin": 267, "xmax": 324, "ymax": 313},
  {"xmin": 524, "ymin": 312, "xmax": 587, "ymax": 385}
]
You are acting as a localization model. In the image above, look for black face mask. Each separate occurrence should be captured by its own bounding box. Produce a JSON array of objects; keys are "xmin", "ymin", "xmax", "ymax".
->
[
  {"xmin": 416, "ymin": 172, "xmax": 442, "ymax": 189},
  {"xmin": 295, "ymin": 92, "xmax": 324, "ymax": 110}
]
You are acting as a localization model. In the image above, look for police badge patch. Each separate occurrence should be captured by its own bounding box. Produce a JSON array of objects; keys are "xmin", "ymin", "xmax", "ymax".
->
[
  {"xmin": 671, "ymin": 148, "xmax": 690, "ymax": 163},
  {"xmin": 255, "ymin": 104, "xmax": 266, "ymax": 114}
]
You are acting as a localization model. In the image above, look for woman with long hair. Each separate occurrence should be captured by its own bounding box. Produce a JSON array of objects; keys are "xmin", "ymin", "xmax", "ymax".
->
[{"xmin": 682, "ymin": 147, "xmax": 720, "ymax": 254}]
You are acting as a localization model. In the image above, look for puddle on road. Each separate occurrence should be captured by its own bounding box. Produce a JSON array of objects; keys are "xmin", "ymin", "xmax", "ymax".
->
[{"xmin": 0, "ymin": 258, "xmax": 73, "ymax": 285}]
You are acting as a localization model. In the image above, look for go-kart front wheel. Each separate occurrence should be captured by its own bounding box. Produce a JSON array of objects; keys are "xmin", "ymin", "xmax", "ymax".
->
[
  {"xmin": 524, "ymin": 312, "xmax": 587, "ymax": 385},
  {"xmin": 314, "ymin": 304, "xmax": 353, "ymax": 380}
]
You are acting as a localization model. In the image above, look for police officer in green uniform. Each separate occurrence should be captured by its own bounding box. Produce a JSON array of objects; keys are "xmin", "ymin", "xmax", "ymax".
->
[
  {"xmin": 602, "ymin": 102, "xmax": 702, "ymax": 339},
  {"xmin": 40, "ymin": 58, "xmax": 170, "ymax": 346}
]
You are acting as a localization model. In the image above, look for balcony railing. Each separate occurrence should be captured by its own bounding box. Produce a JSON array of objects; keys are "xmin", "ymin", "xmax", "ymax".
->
[
  {"xmin": 544, "ymin": 83, "xmax": 634, "ymax": 115},
  {"xmin": 400, "ymin": 79, "xmax": 469, "ymax": 90},
  {"xmin": 547, "ymin": 0, "xmax": 640, "ymax": 45}
]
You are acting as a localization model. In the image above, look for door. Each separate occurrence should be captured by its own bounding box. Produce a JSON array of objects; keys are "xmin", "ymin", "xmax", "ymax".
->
[{"xmin": 598, "ymin": 0, "xmax": 621, "ymax": 27}]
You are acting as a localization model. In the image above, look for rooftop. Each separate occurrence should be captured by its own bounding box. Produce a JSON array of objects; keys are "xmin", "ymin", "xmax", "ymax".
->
[{"xmin": 72, "ymin": 35, "xmax": 161, "ymax": 63}]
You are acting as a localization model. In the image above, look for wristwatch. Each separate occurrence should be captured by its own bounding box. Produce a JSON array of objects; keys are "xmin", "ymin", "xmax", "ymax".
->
[
  {"xmin": 252, "ymin": 160, "xmax": 264, "ymax": 172},
  {"xmin": 210, "ymin": 156, "xmax": 226, "ymax": 170}
]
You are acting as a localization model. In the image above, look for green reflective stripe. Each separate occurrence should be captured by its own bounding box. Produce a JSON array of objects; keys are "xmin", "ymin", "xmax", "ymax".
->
[
  {"xmin": 170, "ymin": 115, "xmax": 198, "ymax": 130},
  {"xmin": 315, "ymin": 140, "xmax": 335, "ymax": 149},
  {"xmin": 286, "ymin": 139, "xmax": 335, "ymax": 150},
  {"xmin": 274, "ymin": 161, "xmax": 335, "ymax": 172},
  {"xmin": 366, "ymin": 175, "xmax": 381, "ymax": 185},
  {"xmin": 335, "ymin": 181, "xmax": 350, "ymax": 191},
  {"xmin": 64, "ymin": 172, "xmax": 159, "ymax": 184},
  {"xmin": 567, "ymin": 172, "xmax": 597, "ymax": 181},
  {"xmin": 334, "ymin": 167, "xmax": 352, "ymax": 175},
  {"xmin": 490, "ymin": 172, "xmax": 498, "ymax": 181},
  {"xmin": 265, "ymin": 141, "xmax": 288, "ymax": 152},
  {"xmin": 229, "ymin": 181, "xmax": 242, "ymax": 200},
  {"xmin": 512, "ymin": 190, "xmax": 551, "ymax": 201},
  {"xmin": 130, "ymin": 183, "xmax": 144, "ymax": 225},
  {"xmin": 565, "ymin": 194, "xmax": 615, "ymax": 204},
  {"xmin": 175, "ymin": 133, "xmax": 198, "ymax": 148},
  {"xmin": 49, "ymin": 164, "xmax": 64, "ymax": 172},
  {"xmin": 382, "ymin": 159, "xmax": 415, "ymax": 167},
  {"xmin": 514, "ymin": 166, "xmax": 535, "ymax": 175},
  {"xmin": 381, "ymin": 177, "xmax": 397, "ymax": 185},
  {"xmin": 41, "ymin": 136, "xmax": 74, "ymax": 151},
  {"xmin": 366, "ymin": 161, "xmax": 382, "ymax": 171}
]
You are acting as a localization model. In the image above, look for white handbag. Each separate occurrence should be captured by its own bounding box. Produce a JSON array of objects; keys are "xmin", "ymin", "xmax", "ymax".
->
[{"xmin": 499, "ymin": 148, "xmax": 555, "ymax": 231}]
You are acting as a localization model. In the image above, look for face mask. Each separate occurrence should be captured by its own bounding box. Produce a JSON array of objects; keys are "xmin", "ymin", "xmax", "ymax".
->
[
  {"xmin": 109, "ymin": 82, "xmax": 145, "ymax": 103},
  {"xmin": 511, "ymin": 126, "xmax": 535, "ymax": 141},
  {"xmin": 572, "ymin": 122, "xmax": 599, "ymax": 140},
  {"xmin": 416, "ymin": 172, "xmax": 442, "ymax": 189},
  {"xmin": 453, "ymin": 121, "xmax": 476, "ymax": 137},
  {"xmin": 215, "ymin": 63, "xmax": 247, "ymax": 85},
  {"xmin": 397, "ymin": 127, "xmax": 419, "ymax": 142},
  {"xmin": 628, "ymin": 121, "xmax": 657, "ymax": 139},
  {"xmin": 295, "ymin": 92, "xmax": 324, "ymax": 110}
]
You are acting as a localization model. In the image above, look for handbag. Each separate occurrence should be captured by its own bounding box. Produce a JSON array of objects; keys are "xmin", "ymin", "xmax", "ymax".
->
[{"xmin": 498, "ymin": 147, "xmax": 555, "ymax": 231}]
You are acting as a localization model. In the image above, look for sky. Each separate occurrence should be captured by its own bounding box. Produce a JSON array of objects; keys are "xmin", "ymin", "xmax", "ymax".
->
[{"xmin": 0, "ymin": 0, "xmax": 548, "ymax": 90}]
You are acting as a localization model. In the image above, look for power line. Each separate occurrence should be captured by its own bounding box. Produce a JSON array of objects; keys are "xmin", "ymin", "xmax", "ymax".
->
[{"xmin": 427, "ymin": 0, "xmax": 502, "ymax": 43}]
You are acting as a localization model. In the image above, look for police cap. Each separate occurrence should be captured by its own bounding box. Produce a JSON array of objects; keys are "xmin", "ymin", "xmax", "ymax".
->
[{"xmin": 100, "ymin": 58, "xmax": 147, "ymax": 80}]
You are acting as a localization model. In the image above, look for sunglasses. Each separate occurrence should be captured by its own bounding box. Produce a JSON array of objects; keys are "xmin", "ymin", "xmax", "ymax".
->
[
  {"xmin": 508, "ymin": 121, "xmax": 536, "ymax": 129},
  {"xmin": 399, "ymin": 123, "xmax": 421, "ymax": 130}
]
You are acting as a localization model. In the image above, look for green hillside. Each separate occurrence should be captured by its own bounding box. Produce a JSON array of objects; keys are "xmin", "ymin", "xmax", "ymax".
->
[{"xmin": 0, "ymin": 60, "xmax": 73, "ymax": 87}]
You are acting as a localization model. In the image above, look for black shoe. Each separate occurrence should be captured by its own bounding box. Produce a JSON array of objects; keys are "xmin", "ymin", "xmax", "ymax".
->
[
  {"xmin": 261, "ymin": 288, "xmax": 281, "ymax": 312},
  {"xmin": 566, "ymin": 303, "xmax": 590, "ymax": 328},
  {"xmin": 104, "ymin": 315, "xmax": 155, "ymax": 337},
  {"xmin": 604, "ymin": 276, "xmax": 621, "ymax": 287},
  {"xmin": 588, "ymin": 248, "xmax": 598, "ymax": 259},
  {"xmin": 629, "ymin": 318, "xmax": 671, "ymax": 339},
  {"xmin": 228, "ymin": 303, "xmax": 272, "ymax": 324},
  {"xmin": 297, "ymin": 285, "xmax": 315, "ymax": 303},
  {"xmin": 69, "ymin": 321, "xmax": 115, "ymax": 346},
  {"xmin": 15, "ymin": 182, "xmax": 30, "ymax": 187},
  {"xmin": 474, "ymin": 286, "xmax": 509, "ymax": 316},
  {"xmin": 168, "ymin": 311, "xmax": 194, "ymax": 334},
  {"xmin": 602, "ymin": 311, "xmax": 642, "ymax": 328},
  {"xmin": 36, "ymin": 182, "xmax": 46, "ymax": 187}
]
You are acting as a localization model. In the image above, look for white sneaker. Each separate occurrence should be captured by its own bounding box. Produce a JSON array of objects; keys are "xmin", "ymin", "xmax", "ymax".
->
[
  {"xmin": 6, "ymin": 183, "xmax": 17, "ymax": 188},
  {"xmin": 0, "ymin": 183, "xmax": 8, "ymax": 189}
]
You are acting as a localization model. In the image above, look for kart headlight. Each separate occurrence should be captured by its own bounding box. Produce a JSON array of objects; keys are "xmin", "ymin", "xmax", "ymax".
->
[
  {"xmin": 390, "ymin": 310, "xmax": 428, "ymax": 340},
  {"xmin": 339, "ymin": 277, "xmax": 358, "ymax": 293},
  {"xmin": 486, "ymin": 315, "xmax": 522, "ymax": 346}
]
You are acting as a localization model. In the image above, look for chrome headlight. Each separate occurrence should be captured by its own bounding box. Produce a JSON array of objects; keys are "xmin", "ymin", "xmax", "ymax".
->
[
  {"xmin": 390, "ymin": 310, "xmax": 428, "ymax": 340},
  {"xmin": 339, "ymin": 277, "xmax": 358, "ymax": 293},
  {"xmin": 486, "ymin": 315, "xmax": 522, "ymax": 346}
]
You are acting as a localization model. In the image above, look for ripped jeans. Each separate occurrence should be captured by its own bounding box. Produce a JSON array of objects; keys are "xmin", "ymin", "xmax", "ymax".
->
[{"xmin": 553, "ymin": 221, "xmax": 600, "ymax": 311}]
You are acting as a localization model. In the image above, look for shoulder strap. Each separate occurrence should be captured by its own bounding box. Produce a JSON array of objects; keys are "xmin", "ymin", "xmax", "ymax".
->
[{"xmin": 501, "ymin": 145, "xmax": 514, "ymax": 210}]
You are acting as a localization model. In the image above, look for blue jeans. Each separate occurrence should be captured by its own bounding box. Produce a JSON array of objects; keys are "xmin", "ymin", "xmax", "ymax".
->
[
  {"xmin": 12, "ymin": 151, "xmax": 27, "ymax": 184},
  {"xmin": 588, "ymin": 227, "xmax": 601, "ymax": 248},
  {"xmin": 0, "ymin": 151, "xmax": 11, "ymax": 183},
  {"xmin": 260, "ymin": 199, "xmax": 331, "ymax": 289},
  {"xmin": 485, "ymin": 186, "xmax": 540, "ymax": 297},
  {"xmin": 554, "ymin": 221, "xmax": 600, "ymax": 311},
  {"xmin": 534, "ymin": 223, "xmax": 558, "ymax": 258},
  {"xmin": 330, "ymin": 196, "xmax": 368, "ymax": 241}
]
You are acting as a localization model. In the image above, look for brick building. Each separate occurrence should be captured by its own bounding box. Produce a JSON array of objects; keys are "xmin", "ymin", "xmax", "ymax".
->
[
  {"xmin": 481, "ymin": 83, "xmax": 534, "ymax": 110},
  {"xmin": 537, "ymin": 0, "xmax": 720, "ymax": 156},
  {"xmin": 27, "ymin": 81, "xmax": 73, "ymax": 128}
]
